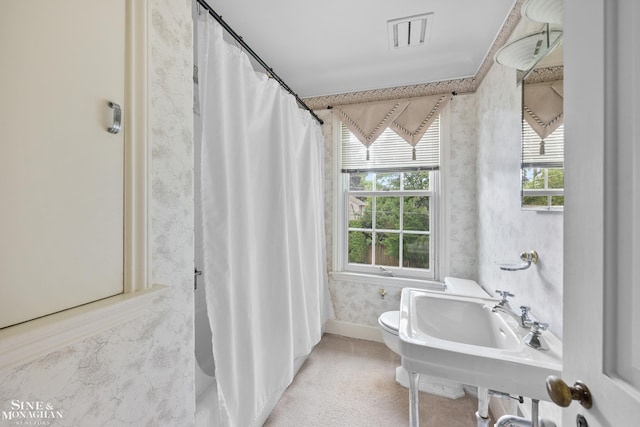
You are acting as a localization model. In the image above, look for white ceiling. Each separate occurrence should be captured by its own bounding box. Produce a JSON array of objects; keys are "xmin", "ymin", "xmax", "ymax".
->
[{"xmin": 206, "ymin": 0, "xmax": 517, "ymax": 98}]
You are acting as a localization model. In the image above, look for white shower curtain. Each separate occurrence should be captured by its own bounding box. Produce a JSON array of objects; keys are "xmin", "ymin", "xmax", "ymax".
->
[{"xmin": 196, "ymin": 14, "xmax": 332, "ymax": 427}]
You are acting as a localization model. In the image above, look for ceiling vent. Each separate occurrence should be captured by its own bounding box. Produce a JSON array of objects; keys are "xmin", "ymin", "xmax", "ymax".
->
[{"xmin": 387, "ymin": 13, "xmax": 434, "ymax": 50}]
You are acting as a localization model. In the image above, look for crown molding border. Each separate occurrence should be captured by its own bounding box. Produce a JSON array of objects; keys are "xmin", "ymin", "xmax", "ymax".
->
[
  {"xmin": 304, "ymin": 0, "xmax": 525, "ymax": 110},
  {"xmin": 523, "ymin": 65, "xmax": 564, "ymax": 84}
]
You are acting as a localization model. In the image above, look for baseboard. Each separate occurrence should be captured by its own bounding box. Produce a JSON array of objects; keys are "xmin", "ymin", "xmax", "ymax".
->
[{"xmin": 324, "ymin": 319, "xmax": 384, "ymax": 343}]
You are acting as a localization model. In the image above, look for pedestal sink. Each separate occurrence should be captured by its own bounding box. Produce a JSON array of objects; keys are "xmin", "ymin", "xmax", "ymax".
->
[{"xmin": 398, "ymin": 288, "xmax": 562, "ymax": 426}]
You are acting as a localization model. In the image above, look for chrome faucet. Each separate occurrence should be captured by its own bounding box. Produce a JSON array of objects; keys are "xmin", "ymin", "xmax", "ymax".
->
[
  {"xmin": 491, "ymin": 290, "xmax": 532, "ymax": 328},
  {"xmin": 492, "ymin": 304, "xmax": 533, "ymax": 328},
  {"xmin": 491, "ymin": 290, "xmax": 550, "ymax": 350}
]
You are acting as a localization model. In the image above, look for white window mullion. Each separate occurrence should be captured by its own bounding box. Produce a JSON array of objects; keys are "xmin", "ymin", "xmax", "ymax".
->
[
  {"xmin": 544, "ymin": 168, "xmax": 549, "ymax": 190},
  {"xmin": 399, "ymin": 195, "xmax": 404, "ymax": 269},
  {"xmin": 344, "ymin": 191, "xmax": 351, "ymax": 270},
  {"xmin": 371, "ymin": 196, "xmax": 377, "ymax": 267},
  {"xmin": 429, "ymin": 191, "xmax": 434, "ymax": 273},
  {"xmin": 399, "ymin": 173, "xmax": 404, "ymax": 271}
]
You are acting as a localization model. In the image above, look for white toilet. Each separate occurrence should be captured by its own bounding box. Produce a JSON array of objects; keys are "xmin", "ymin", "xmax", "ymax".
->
[{"xmin": 377, "ymin": 277, "xmax": 489, "ymax": 399}]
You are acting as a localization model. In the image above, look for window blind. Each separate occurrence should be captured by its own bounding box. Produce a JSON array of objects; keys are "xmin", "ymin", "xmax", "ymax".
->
[
  {"xmin": 522, "ymin": 120, "xmax": 564, "ymax": 168},
  {"xmin": 341, "ymin": 116, "xmax": 440, "ymax": 173}
]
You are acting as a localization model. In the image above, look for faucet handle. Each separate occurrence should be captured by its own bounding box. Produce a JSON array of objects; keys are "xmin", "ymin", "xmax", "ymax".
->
[
  {"xmin": 524, "ymin": 321, "xmax": 549, "ymax": 351},
  {"xmin": 525, "ymin": 321, "xmax": 550, "ymax": 350},
  {"xmin": 519, "ymin": 305, "xmax": 531, "ymax": 315},
  {"xmin": 495, "ymin": 290, "xmax": 514, "ymax": 303}
]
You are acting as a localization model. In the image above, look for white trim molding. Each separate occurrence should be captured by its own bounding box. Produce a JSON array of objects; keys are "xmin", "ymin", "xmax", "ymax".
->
[
  {"xmin": 124, "ymin": 0, "xmax": 150, "ymax": 293},
  {"xmin": 0, "ymin": 285, "xmax": 168, "ymax": 374},
  {"xmin": 324, "ymin": 319, "xmax": 384, "ymax": 343},
  {"xmin": 438, "ymin": 103, "xmax": 451, "ymax": 279},
  {"xmin": 330, "ymin": 271, "xmax": 445, "ymax": 290}
]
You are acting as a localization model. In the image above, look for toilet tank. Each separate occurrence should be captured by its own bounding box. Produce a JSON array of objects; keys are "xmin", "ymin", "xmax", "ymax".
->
[{"xmin": 443, "ymin": 277, "xmax": 489, "ymax": 298}]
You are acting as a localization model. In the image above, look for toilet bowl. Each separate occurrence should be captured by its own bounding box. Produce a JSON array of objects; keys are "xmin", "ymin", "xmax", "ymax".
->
[{"xmin": 377, "ymin": 277, "xmax": 489, "ymax": 399}]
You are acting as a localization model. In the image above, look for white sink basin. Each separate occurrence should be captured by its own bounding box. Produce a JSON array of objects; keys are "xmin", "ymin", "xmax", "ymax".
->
[
  {"xmin": 411, "ymin": 292, "xmax": 521, "ymax": 350},
  {"xmin": 399, "ymin": 288, "xmax": 562, "ymax": 401}
]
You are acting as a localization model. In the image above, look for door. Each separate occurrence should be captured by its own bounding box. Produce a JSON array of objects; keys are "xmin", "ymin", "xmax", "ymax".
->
[
  {"xmin": 0, "ymin": 1, "xmax": 126, "ymax": 328},
  {"xmin": 561, "ymin": 0, "xmax": 640, "ymax": 425}
]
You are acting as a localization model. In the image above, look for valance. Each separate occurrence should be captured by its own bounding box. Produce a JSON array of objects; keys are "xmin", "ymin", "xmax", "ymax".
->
[
  {"xmin": 523, "ymin": 80, "xmax": 563, "ymax": 140},
  {"xmin": 333, "ymin": 99, "xmax": 409, "ymax": 159},
  {"xmin": 389, "ymin": 94, "xmax": 450, "ymax": 145},
  {"xmin": 333, "ymin": 94, "xmax": 451, "ymax": 160}
]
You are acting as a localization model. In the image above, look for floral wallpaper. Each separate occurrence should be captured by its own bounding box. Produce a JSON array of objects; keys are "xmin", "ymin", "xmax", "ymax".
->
[
  {"xmin": 475, "ymin": 22, "xmax": 564, "ymax": 339},
  {"xmin": 0, "ymin": 0, "xmax": 196, "ymax": 425},
  {"xmin": 447, "ymin": 95, "xmax": 479, "ymax": 280}
]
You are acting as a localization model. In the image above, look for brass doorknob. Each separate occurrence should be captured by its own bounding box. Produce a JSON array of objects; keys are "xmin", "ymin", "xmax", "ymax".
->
[{"xmin": 546, "ymin": 375, "xmax": 593, "ymax": 409}]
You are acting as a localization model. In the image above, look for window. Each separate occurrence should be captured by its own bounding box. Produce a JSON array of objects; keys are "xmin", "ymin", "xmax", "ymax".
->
[
  {"xmin": 335, "ymin": 116, "xmax": 441, "ymax": 280},
  {"xmin": 345, "ymin": 170, "xmax": 435, "ymax": 278},
  {"xmin": 521, "ymin": 121, "xmax": 564, "ymax": 210}
]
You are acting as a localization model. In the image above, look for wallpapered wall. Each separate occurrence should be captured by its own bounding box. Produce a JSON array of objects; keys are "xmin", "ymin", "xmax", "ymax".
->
[
  {"xmin": 476, "ymin": 25, "xmax": 563, "ymax": 339},
  {"xmin": 0, "ymin": 0, "xmax": 196, "ymax": 425}
]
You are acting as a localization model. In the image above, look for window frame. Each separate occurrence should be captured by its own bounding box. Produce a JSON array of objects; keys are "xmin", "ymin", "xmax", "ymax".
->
[
  {"xmin": 521, "ymin": 166, "xmax": 565, "ymax": 211},
  {"xmin": 343, "ymin": 177, "xmax": 437, "ymax": 279},
  {"xmin": 521, "ymin": 115, "xmax": 565, "ymax": 211},
  {"xmin": 332, "ymin": 113, "xmax": 445, "ymax": 283}
]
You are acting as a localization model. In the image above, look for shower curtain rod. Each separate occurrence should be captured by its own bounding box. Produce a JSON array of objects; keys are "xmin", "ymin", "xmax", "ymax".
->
[{"xmin": 196, "ymin": 0, "xmax": 324, "ymax": 126}]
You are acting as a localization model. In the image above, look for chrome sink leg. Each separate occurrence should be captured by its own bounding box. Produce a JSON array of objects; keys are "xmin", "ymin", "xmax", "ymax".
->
[
  {"xmin": 531, "ymin": 399, "xmax": 539, "ymax": 427},
  {"xmin": 408, "ymin": 371, "xmax": 420, "ymax": 427},
  {"xmin": 475, "ymin": 412, "xmax": 491, "ymax": 427},
  {"xmin": 476, "ymin": 387, "xmax": 491, "ymax": 427}
]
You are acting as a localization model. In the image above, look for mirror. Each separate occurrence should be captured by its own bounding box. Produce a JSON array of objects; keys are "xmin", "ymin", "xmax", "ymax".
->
[
  {"xmin": 520, "ymin": 41, "xmax": 564, "ymax": 211},
  {"xmin": 492, "ymin": 0, "xmax": 565, "ymax": 210}
]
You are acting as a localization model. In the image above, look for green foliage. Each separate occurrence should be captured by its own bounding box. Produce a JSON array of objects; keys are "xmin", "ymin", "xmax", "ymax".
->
[
  {"xmin": 403, "ymin": 171, "xmax": 430, "ymax": 190},
  {"xmin": 376, "ymin": 173, "xmax": 400, "ymax": 190},
  {"xmin": 522, "ymin": 167, "xmax": 564, "ymax": 207},
  {"xmin": 548, "ymin": 168, "xmax": 564, "ymax": 189},
  {"xmin": 348, "ymin": 231, "xmax": 370, "ymax": 264},
  {"xmin": 347, "ymin": 172, "xmax": 430, "ymax": 268}
]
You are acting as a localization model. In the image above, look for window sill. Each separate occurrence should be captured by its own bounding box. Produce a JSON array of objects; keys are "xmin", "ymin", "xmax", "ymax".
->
[
  {"xmin": 330, "ymin": 271, "xmax": 445, "ymax": 290},
  {"xmin": 0, "ymin": 284, "xmax": 169, "ymax": 374},
  {"xmin": 522, "ymin": 207, "xmax": 564, "ymax": 213}
]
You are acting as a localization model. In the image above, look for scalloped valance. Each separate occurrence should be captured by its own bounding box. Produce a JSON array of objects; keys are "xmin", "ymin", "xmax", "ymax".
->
[
  {"xmin": 523, "ymin": 80, "xmax": 563, "ymax": 140},
  {"xmin": 333, "ymin": 94, "xmax": 451, "ymax": 160}
]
